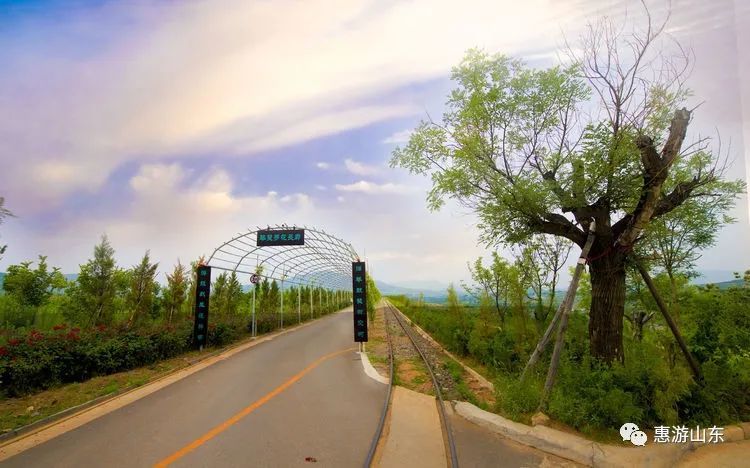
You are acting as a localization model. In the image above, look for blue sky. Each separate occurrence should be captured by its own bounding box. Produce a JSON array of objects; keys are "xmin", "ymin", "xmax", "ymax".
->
[{"xmin": 0, "ymin": 0, "xmax": 748, "ymax": 287}]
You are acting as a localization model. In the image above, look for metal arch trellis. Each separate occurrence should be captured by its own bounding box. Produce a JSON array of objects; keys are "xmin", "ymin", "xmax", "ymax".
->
[
  {"xmin": 206, "ymin": 224, "xmax": 359, "ymax": 289},
  {"xmin": 205, "ymin": 225, "xmax": 361, "ymax": 335}
]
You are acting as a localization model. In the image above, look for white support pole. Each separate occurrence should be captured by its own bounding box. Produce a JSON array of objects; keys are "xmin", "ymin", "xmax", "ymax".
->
[
  {"xmin": 280, "ymin": 277, "xmax": 284, "ymax": 330},
  {"xmin": 310, "ymin": 285, "xmax": 314, "ymax": 319},
  {"xmin": 297, "ymin": 286, "xmax": 301, "ymax": 324},
  {"xmin": 252, "ymin": 285, "xmax": 256, "ymax": 337}
]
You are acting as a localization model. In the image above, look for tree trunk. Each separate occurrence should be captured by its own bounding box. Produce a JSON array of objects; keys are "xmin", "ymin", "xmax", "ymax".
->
[{"xmin": 588, "ymin": 255, "xmax": 626, "ymax": 363}]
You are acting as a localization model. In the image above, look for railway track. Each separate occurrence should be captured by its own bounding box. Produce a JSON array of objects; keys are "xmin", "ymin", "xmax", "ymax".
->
[{"xmin": 364, "ymin": 300, "xmax": 459, "ymax": 468}]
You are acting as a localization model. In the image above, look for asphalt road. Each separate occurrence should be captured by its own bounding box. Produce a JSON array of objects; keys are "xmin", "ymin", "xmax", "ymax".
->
[{"xmin": 2, "ymin": 310, "xmax": 386, "ymax": 467}]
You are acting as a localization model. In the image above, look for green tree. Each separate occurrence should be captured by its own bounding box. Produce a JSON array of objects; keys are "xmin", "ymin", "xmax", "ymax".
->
[
  {"xmin": 268, "ymin": 279, "xmax": 280, "ymax": 316},
  {"xmin": 4, "ymin": 256, "xmax": 66, "ymax": 307},
  {"xmin": 164, "ymin": 261, "xmax": 188, "ymax": 323},
  {"xmin": 225, "ymin": 271, "xmax": 242, "ymax": 315},
  {"xmin": 126, "ymin": 251, "xmax": 159, "ymax": 328},
  {"xmin": 366, "ymin": 274, "xmax": 381, "ymax": 321},
  {"xmin": 71, "ymin": 235, "xmax": 118, "ymax": 326},
  {"xmin": 211, "ymin": 272, "xmax": 229, "ymax": 316},
  {"xmin": 516, "ymin": 235, "xmax": 572, "ymax": 326},
  {"xmin": 465, "ymin": 252, "xmax": 513, "ymax": 323},
  {"xmin": 390, "ymin": 17, "xmax": 744, "ymax": 362},
  {"xmin": 0, "ymin": 197, "xmax": 13, "ymax": 260}
]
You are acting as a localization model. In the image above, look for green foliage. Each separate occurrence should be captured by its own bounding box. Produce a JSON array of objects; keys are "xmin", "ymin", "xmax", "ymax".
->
[
  {"xmin": 392, "ymin": 269, "xmax": 750, "ymax": 434},
  {"xmin": 4, "ymin": 256, "xmax": 66, "ymax": 307},
  {"xmin": 366, "ymin": 274, "xmax": 380, "ymax": 322},
  {"xmin": 125, "ymin": 251, "xmax": 159, "ymax": 328},
  {"xmin": 163, "ymin": 261, "xmax": 188, "ymax": 324},
  {"xmin": 0, "ymin": 197, "xmax": 12, "ymax": 261},
  {"xmin": 69, "ymin": 235, "xmax": 119, "ymax": 326},
  {"xmin": 0, "ymin": 318, "xmax": 250, "ymax": 397}
]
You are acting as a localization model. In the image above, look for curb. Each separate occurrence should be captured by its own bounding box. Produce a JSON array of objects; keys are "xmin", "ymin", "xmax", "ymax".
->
[
  {"xmin": 454, "ymin": 401, "xmax": 692, "ymax": 467},
  {"xmin": 0, "ymin": 308, "xmax": 350, "ymax": 450}
]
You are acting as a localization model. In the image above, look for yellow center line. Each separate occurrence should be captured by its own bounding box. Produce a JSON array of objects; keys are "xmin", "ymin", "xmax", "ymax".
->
[{"xmin": 154, "ymin": 347, "xmax": 356, "ymax": 468}]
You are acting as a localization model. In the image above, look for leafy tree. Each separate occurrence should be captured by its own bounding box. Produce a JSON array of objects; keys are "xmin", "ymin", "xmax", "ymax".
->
[
  {"xmin": 164, "ymin": 261, "xmax": 188, "ymax": 323},
  {"xmin": 211, "ymin": 272, "xmax": 229, "ymax": 316},
  {"xmin": 638, "ymin": 190, "xmax": 738, "ymax": 319},
  {"xmin": 225, "ymin": 271, "xmax": 242, "ymax": 315},
  {"xmin": 0, "ymin": 197, "xmax": 12, "ymax": 260},
  {"xmin": 516, "ymin": 235, "xmax": 572, "ymax": 326},
  {"xmin": 71, "ymin": 235, "xmax": 118, "ymax": 326},
  {"xmin": 366, "ymin": 274, "xmax": 381, "ymax": 321},
  {"xmin": 268, "ymin": 279, "xmax": 280, "ymax": 314},
  {"xmin": 126, "ymin": 251, "xmax": 159, "ymax": 327},
  {"xmin": 390, "ymin": 15, "xmax": 744, "ymax": 362},
  {"xmin": 465, "ymin": 252, "xmax": 511, "ymax": 323},
  {"xmin": 4, "ymin": 256, "xmax": 66, "ymax": 307}
]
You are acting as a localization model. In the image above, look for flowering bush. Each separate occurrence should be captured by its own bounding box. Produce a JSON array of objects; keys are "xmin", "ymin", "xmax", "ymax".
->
[{"xmin": 0, "ymin": 319, "xmax": 246, "ymax": 397}]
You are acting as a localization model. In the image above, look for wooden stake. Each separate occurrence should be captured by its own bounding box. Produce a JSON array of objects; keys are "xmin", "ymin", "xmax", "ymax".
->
[
  {"xmin": 521, "ymin": 223, "xmax": 596, "ymax": 382},
  {"xmin": 537, "ymin": 225, "xmax": 596, "ymax": 411},
  {"xmin": 634, "ymin": 259, "xmax": 702, "ymax": 381}
]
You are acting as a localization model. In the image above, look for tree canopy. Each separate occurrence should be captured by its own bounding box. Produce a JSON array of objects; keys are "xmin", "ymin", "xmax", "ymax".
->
[{"xmin": 391, "ymin": 14, "xmax": 745, "ymax": 362}]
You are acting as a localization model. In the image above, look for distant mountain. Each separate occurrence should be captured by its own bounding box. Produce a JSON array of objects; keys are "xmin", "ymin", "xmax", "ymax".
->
[{"xmin": 692, "ymin": 270, "xmax": 743, "ymax": 285}]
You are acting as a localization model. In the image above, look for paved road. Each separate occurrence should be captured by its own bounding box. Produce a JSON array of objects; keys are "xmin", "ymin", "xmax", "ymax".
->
[{"xmin": 2, "ymin": 310, "xmax": 386, "ymax": 467}]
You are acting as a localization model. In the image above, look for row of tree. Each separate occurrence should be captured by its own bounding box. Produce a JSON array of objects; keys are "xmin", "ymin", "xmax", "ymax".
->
[{"xmin": 0, "ymin": 235, "xmax": 350, "ymax": 331}]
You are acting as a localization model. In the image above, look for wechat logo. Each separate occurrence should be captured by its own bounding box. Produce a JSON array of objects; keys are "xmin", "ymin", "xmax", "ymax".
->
[{"xmin": 620, "ymin": 423, "xmax": 648, "ymax": 446}]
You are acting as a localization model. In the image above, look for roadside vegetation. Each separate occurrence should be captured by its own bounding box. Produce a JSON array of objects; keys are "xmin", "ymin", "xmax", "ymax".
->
[
  {"xmin": 390, "ymin": 271, "xmax": 750, "ymax": 439},
  {"xmin": 0, "ymin": 235, "xmax": 350, "ymax": 400},
  {"xmin": 388, "ymin": 7, "xmax": 749, "ymax": 440}
]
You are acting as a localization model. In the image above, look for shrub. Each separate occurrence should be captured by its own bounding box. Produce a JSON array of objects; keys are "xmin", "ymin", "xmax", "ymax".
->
[{"xmin": 0, "ymin": 319, "xmax": 242, "ymax": 397}]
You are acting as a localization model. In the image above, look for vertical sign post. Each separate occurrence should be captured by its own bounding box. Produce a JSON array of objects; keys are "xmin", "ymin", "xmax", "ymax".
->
[
  {"xmin": 193, "ymin": 265, "xmax": 211, "ymax": 349},
  {"xmin": 352, "ymin": 261, "xmax": 368, "ymax": 342}
]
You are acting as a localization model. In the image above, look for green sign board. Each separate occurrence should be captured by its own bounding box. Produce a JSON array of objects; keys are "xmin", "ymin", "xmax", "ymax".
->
[
  {"xmin": 257, "ymin": 229, "xmax": 305, "ymax": 247},
  {"xmin": 193, "ymin": 265, "xmax": 211, "ymax": 348},
  {"xmin": 352, "ymin": 261, "xmax": 368, "ymax": 342}
]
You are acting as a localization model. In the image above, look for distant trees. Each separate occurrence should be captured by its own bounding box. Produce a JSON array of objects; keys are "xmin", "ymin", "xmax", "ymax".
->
[
  {"xmin": 0, "ymin": 234, "xmax": 352, "ymax": 334},
  {"xmin": 126, "ymin": 251, "xmax": 159, "ymax": 328}
]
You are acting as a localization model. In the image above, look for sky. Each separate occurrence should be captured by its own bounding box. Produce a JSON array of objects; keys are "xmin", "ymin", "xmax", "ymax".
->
[{"xmin": 0, "ymin": 0, "xmax": 748, "ymax": 288}]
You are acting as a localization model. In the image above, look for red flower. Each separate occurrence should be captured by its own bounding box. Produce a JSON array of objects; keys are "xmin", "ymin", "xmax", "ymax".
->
[
  {"xmin": 0, "ymin": 346, "xmax": 8, "ymax": 357},
  {"xmin": 53, "ymin": 323, "xmax": 68, "ymax": 331},
  {"xmin": 71, "ymin": 327, "xmax": 81, "ymax": 333},
  {"xmin": 8, "ymin": 339, "xmax": 20, "ymax": 347}
]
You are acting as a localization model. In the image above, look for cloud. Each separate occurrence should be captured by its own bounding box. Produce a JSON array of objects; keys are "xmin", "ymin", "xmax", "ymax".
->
[
  {"xmin": 344, "ymin": 158, "xmax": 380, "ymax": 176},
  {"xmin": 382, "ymin": 129, "xmax": 413, "ymax": 144},
  {"xmin": 335, "ymin": 180, "xmax": 415, "ymax": 194},
  {"xmin": 0, "ymin": 0, "xmax": 594, "ymax": 211},
  {"xmin": 316, "ymin": 162, "xmax": 331, "ymax": 170},
  {"xmin": 315, "ymin": 185, "xmax": 327, "ymax": 191}
]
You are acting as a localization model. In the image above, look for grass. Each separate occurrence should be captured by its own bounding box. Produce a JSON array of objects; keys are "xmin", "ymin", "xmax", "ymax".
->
[{"xmin": 0, "ymin": 351, "xmax": 202, "ymax": 432}]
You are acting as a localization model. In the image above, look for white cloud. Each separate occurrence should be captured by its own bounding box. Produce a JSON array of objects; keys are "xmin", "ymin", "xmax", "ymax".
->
[
  {"xmin": 315, "ymin": 185, "xmax": 327, "ymax": 191},
  {"xmin": 382, "ymin": 129, "xmax": 413, "ymax": 144},
  {"xmin": 316, "ymin": 162, "xmax": 331, "ymax": 170},
  {"xmin": 344, "ymin": 158, "xmax": 380, "ymax": 176},
  {"xmin": 0, "ymin": 0, "xmax": 592, "ymax": 211},
  {"xmin": 130, "ymin": 163, "xmax": 188, "ymax": 192},
  {"xmin": 335, "ymin": 180, "xmax": 416, "ymax": 194}
]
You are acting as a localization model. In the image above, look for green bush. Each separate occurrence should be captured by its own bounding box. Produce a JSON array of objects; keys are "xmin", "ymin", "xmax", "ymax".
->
[{"xmin": 0, "ymin": 319, "xmax": 245, "ymax": 397}]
